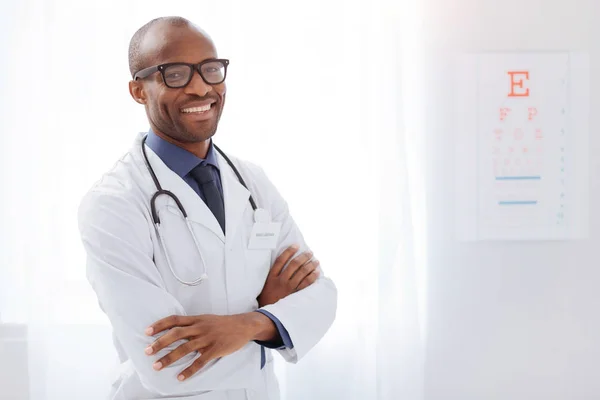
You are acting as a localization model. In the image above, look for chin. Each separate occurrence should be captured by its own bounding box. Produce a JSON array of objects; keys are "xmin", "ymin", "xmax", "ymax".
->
[{"xmin": 179, "ymin": 124, "xmax": 218, "ymax": 143}]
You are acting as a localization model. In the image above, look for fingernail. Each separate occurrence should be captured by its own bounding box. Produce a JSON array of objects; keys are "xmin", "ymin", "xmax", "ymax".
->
[
  {"xmin": 153, "ymin": 362, "xmax": 162, "ymax": 371},
  {"xmin": 291, "ymin": 244, "xmax": 299, "ymax": 250},
  {"xmin": 145, "ymin": 346, "xmax": 153, "ymax": 355},
  {"xmin": 145, "ymin": 327, "xmax": 154, "ymax": 335},
  {"xmin": 178, "ymin": 374, "xmax": 185, "ymax": 381}
]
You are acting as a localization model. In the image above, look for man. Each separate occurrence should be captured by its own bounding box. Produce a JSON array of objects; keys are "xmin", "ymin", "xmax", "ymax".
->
[{"xmin": 78, "ymin": 16, "xmax": 337, "ymax": 400}]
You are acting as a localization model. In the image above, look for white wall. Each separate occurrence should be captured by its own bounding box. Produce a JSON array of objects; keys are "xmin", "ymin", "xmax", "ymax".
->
[{"xmin": 423, "ymin": 1, "xmax": 600, "ymax": 399}]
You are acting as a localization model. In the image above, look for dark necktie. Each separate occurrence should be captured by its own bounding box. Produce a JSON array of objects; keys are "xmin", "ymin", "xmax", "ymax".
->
[{"xmin": 190, "ymin": 164, "xmax": 226, "ymax": 234}]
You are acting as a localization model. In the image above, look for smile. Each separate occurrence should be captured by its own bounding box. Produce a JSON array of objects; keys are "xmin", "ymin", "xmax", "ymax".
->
[{"xmin": 181, "ymin": 104, "xmax": 212, "ymax": 113}]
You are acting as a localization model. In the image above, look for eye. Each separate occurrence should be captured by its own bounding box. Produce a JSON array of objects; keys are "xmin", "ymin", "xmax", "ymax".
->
[
  {"xmin": 166, "ymin": 72, "xmax": 183, "ymax": 80},
  {"xmin": 163, "ymin": 65, "xmax": 190, "ymax": 83}
]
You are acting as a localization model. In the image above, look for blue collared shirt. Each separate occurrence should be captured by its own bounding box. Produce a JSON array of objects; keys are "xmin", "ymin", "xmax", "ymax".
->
[
  {"xmin": 145, "ymin": 130, "xmax": 223, "ymax": 204},
  {"xmin": 145, "ymin": 130, "xmax": 293, "ymax": 368}
]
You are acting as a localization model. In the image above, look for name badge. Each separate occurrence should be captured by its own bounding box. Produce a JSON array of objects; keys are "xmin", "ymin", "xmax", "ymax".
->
[{"xmin": 248, "ymin": 208, "xmax": 281, "ymax": 250}]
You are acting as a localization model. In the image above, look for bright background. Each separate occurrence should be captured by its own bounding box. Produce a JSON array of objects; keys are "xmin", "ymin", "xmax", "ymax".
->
[
  {"xmin": 4, "ymin": 0, "xmax": 600, "ymax": 400},
  {"xmin": 0, "ymin": 0, "xmax": 426, "ymax": 399}
]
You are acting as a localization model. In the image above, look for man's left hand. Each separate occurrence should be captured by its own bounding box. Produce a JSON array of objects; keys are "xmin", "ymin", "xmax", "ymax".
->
[{"xmin": 144, "ymin": 314, "xmax": 258, "ymax": 381}]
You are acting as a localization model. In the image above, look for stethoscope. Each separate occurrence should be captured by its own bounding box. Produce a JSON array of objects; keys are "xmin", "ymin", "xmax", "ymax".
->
[{"xmin": 141, "ymin": 134, "xmax": 257, "ymax": 286}]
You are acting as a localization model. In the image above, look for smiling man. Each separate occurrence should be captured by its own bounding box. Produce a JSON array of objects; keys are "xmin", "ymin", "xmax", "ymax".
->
[
  {"xmin": 128, "ymin": 20, "xmax": 226, "ymax": 147},
  {"xmin": 78, "ymin": 16, "xmax": 337, "ymax": 400}
]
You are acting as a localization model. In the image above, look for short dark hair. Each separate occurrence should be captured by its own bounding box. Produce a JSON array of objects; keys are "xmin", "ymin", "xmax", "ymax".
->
[{"xmin": 128, "ymin": 16, "xmax": 191, "ymax": 77}]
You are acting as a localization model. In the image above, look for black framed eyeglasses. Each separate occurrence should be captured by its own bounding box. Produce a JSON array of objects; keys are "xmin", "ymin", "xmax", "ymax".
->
[{"xmin": 133, "ymin": 59, "xmax": 229, "ymax": 88}]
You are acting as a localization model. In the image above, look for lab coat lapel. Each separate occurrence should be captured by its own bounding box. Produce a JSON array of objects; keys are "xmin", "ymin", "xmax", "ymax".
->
[
  {"xmin": 216, "ymin": 151, "xmax": 251, "ymax": 245},
  {"xmin": 139, "ymin": 136, "xmax": 226, "ymax": 243}
]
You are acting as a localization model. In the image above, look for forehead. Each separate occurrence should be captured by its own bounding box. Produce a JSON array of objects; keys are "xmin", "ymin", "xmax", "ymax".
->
[{"xmin": 142, "ymin": 24, "xmax": 218, "ymax": 65}]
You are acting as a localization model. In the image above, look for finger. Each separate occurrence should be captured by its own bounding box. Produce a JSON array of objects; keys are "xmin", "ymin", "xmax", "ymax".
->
[
  {"xmin": 153, "ymin": 338, "xmax": 208, "ymax": 370},
  {"xmin": 281, "ymin": 251, "xmax": 313, "ymax": 281},
  {"xmin": 290, "ymin": 259, "xmax": 319, "ymax": 289},
  {"xmin": 145, "ymin": 326, "xmax": 196, "ymax": 355},
  {"xmin": 146, "ymin": 315, "xmax": 194, "ymax": 336},
  {"xmin": 269, "ymin": 245, "xmax": 300, "ymax": 277},
  {"xmin": 177, "ymin": 350, "xmax": 215, "ymax": 381},
  {"xmin": 283, "ymin": 252, "xmax": 313, "ymax": 281},
  {"xmin": 296, "ymin": 269, "xmax": 320, "ymax": 292}
]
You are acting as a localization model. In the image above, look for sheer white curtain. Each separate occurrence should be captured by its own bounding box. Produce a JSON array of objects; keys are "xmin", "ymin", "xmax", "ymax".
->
[
  {"xmin": 374, "ymin": 2, "xmax": 427, "ymax": 399},
  {"xmin": 0, "ymin": 0, "xmax": 426, "ymax": 399}
]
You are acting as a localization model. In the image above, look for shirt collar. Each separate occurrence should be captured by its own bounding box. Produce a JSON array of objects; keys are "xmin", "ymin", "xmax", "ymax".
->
[{"xmin": 145, "ymin": 129, "xmax": 220, "ymax": 179}]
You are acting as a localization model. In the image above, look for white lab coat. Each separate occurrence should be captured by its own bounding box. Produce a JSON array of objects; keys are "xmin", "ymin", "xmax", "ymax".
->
[{"xmin": 78, "ymin": 133, "xmax": 337, "ymax": 400}]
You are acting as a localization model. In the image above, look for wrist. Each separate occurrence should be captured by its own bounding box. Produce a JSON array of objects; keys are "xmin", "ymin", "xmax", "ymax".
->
[{"xmin": 238, "ymin": 311, "xmax": 277, "ymax": 342}]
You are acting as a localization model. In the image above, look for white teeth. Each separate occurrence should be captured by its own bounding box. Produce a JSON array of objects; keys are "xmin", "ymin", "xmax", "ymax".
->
[{"xmin": 182, "ymin": 104, "xmax": 212, "ymax": 113}]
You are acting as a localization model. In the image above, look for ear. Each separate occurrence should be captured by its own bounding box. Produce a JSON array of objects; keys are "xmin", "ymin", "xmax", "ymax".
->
[{"xmin": 129, "ymin": 80, "xmax": 147, "ymax": 105}]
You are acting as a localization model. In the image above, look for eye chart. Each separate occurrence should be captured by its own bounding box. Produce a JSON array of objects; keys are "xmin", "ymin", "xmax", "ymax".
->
[{"xmin": 455, "ymin": 52, "xmax": 589, "ymax": 241}]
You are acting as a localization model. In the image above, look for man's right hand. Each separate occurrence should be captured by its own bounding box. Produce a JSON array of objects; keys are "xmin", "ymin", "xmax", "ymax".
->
[{"xmin": 257, "ymin": 245, "xmax": 320, "ymax": 307}]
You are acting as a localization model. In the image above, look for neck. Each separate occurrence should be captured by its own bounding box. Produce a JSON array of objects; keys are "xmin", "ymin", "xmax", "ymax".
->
[{"xmin": 152, "ymin": 129, "xmax": 211, "ymax": 159}]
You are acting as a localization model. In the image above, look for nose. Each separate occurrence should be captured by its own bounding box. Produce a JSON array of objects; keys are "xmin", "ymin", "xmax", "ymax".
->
[{"xmin": 184, "ymin": 69, "xmax": 213, "ymax": 97}]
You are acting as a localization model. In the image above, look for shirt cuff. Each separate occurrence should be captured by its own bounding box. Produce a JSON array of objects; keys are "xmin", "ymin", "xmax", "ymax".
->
[{"xmin": 254, "ymin": 309, "xmax": 294, "ymax": 349}]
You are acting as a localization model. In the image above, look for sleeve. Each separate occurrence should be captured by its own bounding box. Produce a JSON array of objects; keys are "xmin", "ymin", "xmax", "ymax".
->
[
  {"xmin": 251, "ymin": 166, "xmax": 338, "ymax": 364},
  {"xmin": 254, "ymin": 310, "xmax": 293, "ymax": 349},
  {"xmin": 78, "ymin": 190, "xmax": 257, "ymax": 396}
]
